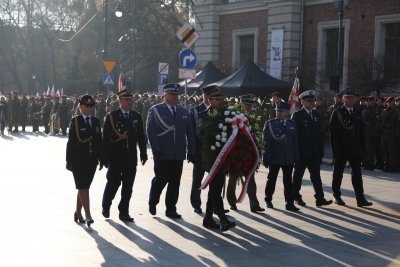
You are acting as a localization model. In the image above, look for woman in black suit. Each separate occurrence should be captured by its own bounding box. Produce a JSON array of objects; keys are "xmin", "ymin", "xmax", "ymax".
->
[{"xmin": 66, "ymin": 95, "xmax": 102, "ymax": 227}]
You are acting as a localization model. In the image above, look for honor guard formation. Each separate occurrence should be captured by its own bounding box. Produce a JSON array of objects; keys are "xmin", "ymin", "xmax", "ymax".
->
[{"xmin": 1, "ymin": 86, "xmax": 400, "ymax": 233}]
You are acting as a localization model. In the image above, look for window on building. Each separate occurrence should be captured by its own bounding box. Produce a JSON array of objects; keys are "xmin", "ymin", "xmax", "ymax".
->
[
  {"xmin": 239, "ymin": 35, "xmax": 255, "ymax": 67},
  {"xmin": 384, "ymin": 22, "xmax": 400, "ymax": 80},
  {"xmin": 325, "ymin": 28, "xmax": 339, "ymax": 79}
]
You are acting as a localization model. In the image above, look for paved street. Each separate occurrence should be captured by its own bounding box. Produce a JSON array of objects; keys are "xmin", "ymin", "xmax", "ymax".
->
[{"xmin": 0, "ymin": 129, "xmax": 399, "ymax": 267}]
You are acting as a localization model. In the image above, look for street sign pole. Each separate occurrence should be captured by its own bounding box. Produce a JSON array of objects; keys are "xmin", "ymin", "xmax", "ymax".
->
[{"xmin": 184, "ymin": 79, "xmax": 188, "ymax": 108}]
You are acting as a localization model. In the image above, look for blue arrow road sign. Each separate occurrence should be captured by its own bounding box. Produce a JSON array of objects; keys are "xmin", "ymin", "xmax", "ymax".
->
[{"xmin": 179, "ymin": 49, "xmax": 196, "ymax": 69}]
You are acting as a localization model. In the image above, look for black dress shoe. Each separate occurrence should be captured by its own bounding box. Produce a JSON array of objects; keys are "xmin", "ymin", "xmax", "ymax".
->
[
  {"xmin": 230, "ymin": 205, "xmax": 238, "ymax": 211},
  {"xmin": 165, "ymin": 211, "xmax": 182, "ymax": 219},
  {"xmin": 74, "ymin": 212, "xmax": 85, "ymax": 224},
  {"xmin": 149, "ymin": 205, "xmax": 156, "ymax": 215},
  {"xmin": 220, "ymin": 220, "xmax": 236, "ymax": 232},
  {"xmin": 295, "ymin": 199, "xmax": 306, "ymax": 207},
  {"xmin": 250, "ymin": 206, "xmax": 265, "ymax": 213},
  {"xmin": 316, "ymin": 199, "xmax": 333, "ymax": 207},
  {"xmin": 203, "ymin": 218, "xmax": 220, "ymax": 229},
  {"xmin": 119, "ymin": 214, "xmax": 134, "ymax": 222},
  {"xmin": 357, "ymin": 199, "xmax": 373, "ymax": 207},
  {"xmin": 286, "ymin": 204, "xmax": 300, "ymax": 212},
  {"xmin": 194, "ymin": 208, "xmax": 203, "ymax": 214},
  {"xmin": 86, "ymin": 219, "xmax": 94, "ymax": 227},
  {"xmin": 266, "ymin": 200, "xmax": 274, "ymax": 209},
  {"xmin": 334, "ymin": 197, "xmax": 346, "ymax": 206},
  {"xmin": 102, "ymin": 208, "xmax": 110, "ymax": 218}
]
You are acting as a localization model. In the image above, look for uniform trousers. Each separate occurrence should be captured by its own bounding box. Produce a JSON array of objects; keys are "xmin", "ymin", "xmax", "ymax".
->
[
  {"xmin": 205, "ymin": 172, "xmax": 225, "ymax": 218},
  {"xmin": 227, "ymin": 174, "xmax": 260, "ymax": 209},
  {"xmin": 265, "ymin": 164, "xmax": 294, "ymax": 204},
  {"xmin": 332, "ymin": 157, "xmax": 365, "ymax": 200},
  {"xmin": 293, "ymin": 159, "xmax": 324, "ymax": 201},
  {"xmin": 190, "ymin": 158, "xmax": 205, "ymax": 210},
  {"xmin": 149, "ymin": 160, "xmax": 183, "ymax": 213},
  {"xmin": 102, "ymin": 162, "xmax": 137, "ymax": 215}
]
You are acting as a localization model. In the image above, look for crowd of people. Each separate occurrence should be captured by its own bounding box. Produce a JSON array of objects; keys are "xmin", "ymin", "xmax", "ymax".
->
[{"xmin": 58, "ymin": 83, "xmax": 400, "ymax": 233}]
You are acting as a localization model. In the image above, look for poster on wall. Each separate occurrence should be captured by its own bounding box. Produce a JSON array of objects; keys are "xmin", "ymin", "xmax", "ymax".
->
[{"xmin": 269, "ymin": 28, "xmax": 284, "ymax": 79}]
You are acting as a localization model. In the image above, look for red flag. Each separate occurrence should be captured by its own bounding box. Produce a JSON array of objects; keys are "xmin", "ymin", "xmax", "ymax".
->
[
  {"xmin": 288, "ymin": 77, "xmax": 300, "ymax": 114},
  {"xmin": 46, "ymin": 85, "xmax": 51, "ymax": 96},
  {"xmin": 118, "ymin": 73, "xmax": 126, "ymax": 92}
]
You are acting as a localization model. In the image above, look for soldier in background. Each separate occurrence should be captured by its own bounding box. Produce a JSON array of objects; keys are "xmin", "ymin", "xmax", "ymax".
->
[
  {"xmin": 380, "ymin": 97, "xmax": 398, "ymax": 172},
  {"xmin": 328, "ymin": 92, "xmax": 342, "ymax": 115},
  {"xmin": 0, "ymin": 96, "xmax": 7, "ymax": 135},
  {"xmin": 362, "ymin": 96, "xmax": 380, "ymax": 170},
  {"xmin": 315, "ymin": 96, "xmax": 330, "ymax": 137},
  {"xmin": 8, "ymin": 91, "xmax": 20, "ymax": 133},
  {"xmin": 375, "ymin": 97, "xmax": 385, "ymax": 170},
  {"xmin": 19, "ymin": 93, "xmax": 28, "ymax": 131},
  {"xmin": 40, "ymin": 96, "xmax": 53, "ymax": 134},
  {"xmin": 95, "ymin": 94, "xmax": 107, "ymax": 127},
  {"xmin": 28, "ymin": 96, "xmax": 41, "ymax": 133},
  {"xmin": 59, "ymin": 95, "xmax": 70, "ymax": 135},
  {"xmin": 266, "ymin": 92, "xmax": 282, "ymax": 119}
]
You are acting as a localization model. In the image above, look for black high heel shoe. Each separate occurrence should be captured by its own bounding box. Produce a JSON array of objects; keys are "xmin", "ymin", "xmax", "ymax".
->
[
  {"xmin": 74, "ymin": 212, "xmax": 85, "ymax": 224},
  {"xmin": 86, "ymin": 219, "xmax": 94, "ymax": 227}
]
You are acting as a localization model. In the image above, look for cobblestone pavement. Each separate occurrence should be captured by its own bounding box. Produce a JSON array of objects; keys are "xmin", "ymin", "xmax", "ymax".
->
[{"xmin": 0, "ymin": 130, "xmax": 399, "ymax": 266}]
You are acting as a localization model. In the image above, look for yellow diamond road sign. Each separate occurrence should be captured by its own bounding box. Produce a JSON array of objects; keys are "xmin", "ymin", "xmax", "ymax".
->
[
  {"xmin": 176, "ymin": 22, "xmax": 199, "ymax": 48},
  {"xmin": 102, "ymin": 60, "xmax": 117, "ymax": 74}
]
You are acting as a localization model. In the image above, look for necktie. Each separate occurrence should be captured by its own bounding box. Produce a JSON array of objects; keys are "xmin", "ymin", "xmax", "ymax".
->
[
  {"xmin": 349, "ymin": 109, "xmax": 353, "ymax": 116},
  {"xmin": 85, "ymin": 117, "xmax": 91, "ymax": 128},
  {"xmin": 309, "ymin": 111, "xmax": 313, "ymax": 121},
  {"xmin": 281, "ymin": 120, "xmax": 285, "ymax": 127},
  {"xmin": 171, "ymin": 106, "xmax": 176, "ymax": 118},
  {"xmin": 124, "ymin": 112, "xmax": 129, "ymax": 119}
]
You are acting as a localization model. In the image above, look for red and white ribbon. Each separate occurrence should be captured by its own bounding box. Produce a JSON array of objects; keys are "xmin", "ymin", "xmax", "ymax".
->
[{"xmin": 200, "ymin": 114, "xmax": 260, "ymax": 203}]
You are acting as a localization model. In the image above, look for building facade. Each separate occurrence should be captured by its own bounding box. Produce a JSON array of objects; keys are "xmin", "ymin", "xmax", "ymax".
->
[{"xmin": 194, "ymin": 0, "xmax": 400, "ymax": 95}]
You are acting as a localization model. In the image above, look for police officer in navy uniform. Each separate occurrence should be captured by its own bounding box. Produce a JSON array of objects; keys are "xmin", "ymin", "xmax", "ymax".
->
[
  {"xmin": 263, "ymin": 102, "xmax": 300, "ymax": 212},
  {"xmin": 188, "ymin": 86, "xmax": 210, "ymax": 214},
  {"xmin": 66, "ymin": 95, "xmax": 102, "ymax": 227},
  {"xmin": 329, "ymin": 89, "xmax": 372, "ymax": 207},
  {"xmin": 101, "ymin": 89, "xmax": 148, "ymax": 222},
  {"xmin": 147, "ymin": 83, "xmax": 195, "ymax": 219},
  {"xmin": 292, "ymin": 90, "xmax": 333, "ymax": 207}
]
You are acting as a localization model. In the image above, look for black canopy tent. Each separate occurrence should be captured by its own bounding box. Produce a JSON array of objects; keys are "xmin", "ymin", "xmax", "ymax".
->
[
  {"xmin": 178, "ymin": 61, "xmax": 227, "ymax": 94},
  {"xmin": 211, "ymin": 60, "xmax": 291, "ymax": 98}
]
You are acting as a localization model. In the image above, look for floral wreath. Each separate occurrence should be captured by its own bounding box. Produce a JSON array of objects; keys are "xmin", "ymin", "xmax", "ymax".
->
[{"xmin": 200, "ymin": 106, "xmax": 260, "ymax": 203}]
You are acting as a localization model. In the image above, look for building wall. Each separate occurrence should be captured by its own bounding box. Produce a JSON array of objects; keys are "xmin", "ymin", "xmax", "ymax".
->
[
  {"xmin": 219, "ymin": 10, "xmax": 268, "ymax": 72},
  {"xmin": 302, "ymin": 0, "xmax": 400, "ymax": 92}
]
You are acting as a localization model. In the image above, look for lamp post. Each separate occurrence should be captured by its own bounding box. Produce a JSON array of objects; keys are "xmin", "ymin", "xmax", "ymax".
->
[
  {"xmin": 334, "ymin": 0, "xmax": 349, "ymax": 88},
  {"xmin": 115, "ymin": 1, "xmax": 137, "ymax": 93},
  {"xmin": 103, "ymin": 0, "xmax": 109, "ymax": 59}
]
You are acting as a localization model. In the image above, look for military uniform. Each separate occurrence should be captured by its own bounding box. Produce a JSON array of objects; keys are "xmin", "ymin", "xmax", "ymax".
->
[
  {"xmin": 102, "ymin": 89, "xmax": 147, "ymax": 221},
  {"xmin": 58, "ymin": 97, "xmax": 70, "ymax": 135},
  {"xmin": 0, "ymin": 97, "xmax": 7, "ymax": 135},
  {"xmin": 66, "ymin": 112, "xmax": 102, "ymax": 189},
  {"xmin": 329, "ymin": 89, "xmax": 372, "ymax": 206},
  {"xmin": 263, "ymin": 102, "xmax": 299, "ymax": 211},
  {"xmin": 146, "ymin": 84, "xmax": 195, "ymax": 218},
  {"xmin": 19, "ymin": 95, "xmax": 28, "ymax": 131},
  {"xmin": 28, "ymin": 98, "xmax": 41, "ymax": 132},
  {"xmin": 226, "ymin": 95, "xmax": 264, "ymax": 212},
  {"xmin": 362, "ymin": 97, "xmax": 380, "ymax": 170},
  {"xmin": 380, "ymin": 97, "xmax": 398, "ymax": 172},
  {"xmin": 8, "ymin": 92, "xmax": 20, "ymax": 132},
  {"xmin": 292, "ymin": 90, "xmax": 332, "ymax": 207},
  {"xmin": 40, "ymin": 98, "xmax": 53, "ymax": 134},
  {"xmin": 95, "ymin": 97, "xmax": 107, "ymax": 127},
  {"xmin": 189, "ymin": 101, "xmax": 208, "ymax": 213},
  {"xmin": 198, "ymin": 85, "xmax": 236, "ymax": 231}
]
